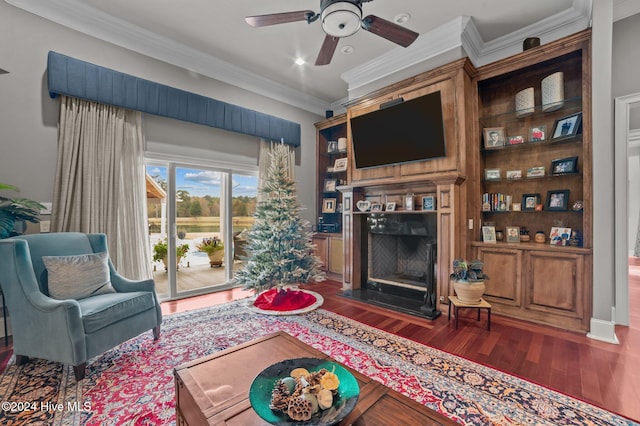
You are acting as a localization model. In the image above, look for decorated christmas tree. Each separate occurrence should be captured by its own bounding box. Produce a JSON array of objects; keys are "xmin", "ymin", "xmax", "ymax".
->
[{"xmin": 234, "ymin": 143, "xmax": 325, "ymax": 292}]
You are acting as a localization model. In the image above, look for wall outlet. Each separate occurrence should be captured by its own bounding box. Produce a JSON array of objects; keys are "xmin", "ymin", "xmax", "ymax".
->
[
  {"xmin": 468, "ymin": 219, "xmax": 473, "ymax": 229},
  {"xmin": 40, "ymin": 220, "xmax": 51, "ymax": 233}
]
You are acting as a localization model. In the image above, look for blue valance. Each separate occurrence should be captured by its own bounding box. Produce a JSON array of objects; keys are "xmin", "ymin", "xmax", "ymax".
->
[{"xmin": 47, "ymin": 51, "xmax": 301, "ymax": 147}]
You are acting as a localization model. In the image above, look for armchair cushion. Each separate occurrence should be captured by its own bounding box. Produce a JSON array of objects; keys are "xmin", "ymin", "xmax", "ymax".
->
[
  {"xmin": 42, "ymin": 252, "xmax": 116, "ymax": 300},
  {"xmin": 78, "ymin": 291, "xmax": 156, "ymax": 334}
]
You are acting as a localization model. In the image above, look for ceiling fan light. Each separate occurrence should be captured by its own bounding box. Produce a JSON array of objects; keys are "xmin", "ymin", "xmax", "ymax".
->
[{"xmin": 321, "ymin": 2, "xmax": 362, "ymax": 38}]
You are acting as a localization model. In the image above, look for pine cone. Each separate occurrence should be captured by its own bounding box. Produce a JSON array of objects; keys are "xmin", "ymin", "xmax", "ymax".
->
[{"xmin": 269, "ymin": 380, "xmax": 291, "ymax": 411}]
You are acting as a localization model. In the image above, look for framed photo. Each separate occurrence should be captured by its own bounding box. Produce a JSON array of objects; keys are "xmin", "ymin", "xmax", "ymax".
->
[
  {"xmin": 422, "ymin": 195, "xmax": 436, "ymax": 211},
  {"xmin": 484, "ymin": 168, "xmax": 501, "ymax": 180},
  {"xmin": 549, "ymin": 226, "xmax": 572, "ymax": 246},
  {"xmin": 522, "ymin": 193, "xmax": 540, "ymax": 211},
  {"xmin": 527, "ymin": 166, "xmax": 545, "ymax": 178},
  {"xmin": 327, "ymin": 140, "xmax": 338, "ymax": 153},
  {"xmin": 385, "ymin": 202, "xmax": 396, "ymax": 211},
  {"xmin": 483, "ymin": 127, "xmax": 505, "ymax": 148},
  {"xmin": 405, "ymin": 195, "xmax": 414, "ymax": 211},
  {"xmin": 371, "ymin": 203, "xmax": 382, "ymax": 212},
  {"xmin": 546, "ymin": 189, "xmax": 570, "ymax": 211},
  {"xmin": 482, "ymin": 226, "xmax": 496, "ymax": 243},
  {"xmin": 529, "ymin": 125, "xmax": 546, "ymax": 142},
  {"xmin": 551, "ymin": 156, "xmax": 578, "ymax": 175},
  {"xmin": 508, "ymin": 135, "xmax": 524, "ymax": 145},
  {"xmin": 506, "ymin": 170, "xmax": 522, "ymax": 180},
  {"xmin": 333, "ymin": 157, "xmax": 348, "ymax": 172},
  {"xmin": 551, "ymin": 112, "xmax": 582, "ymax": 141},
  {"xmin": 323, "ymin": 178, "xmax": 337, "ymax": 192},
  {"xmin": 512, "ymin": 202, "xmax": 521, "ymax": 211},
  {"xmin": 322, "ymin": 198, "xmax": 337, "ymax": 213},
  {"xmin": 506, "ymin": 226, "xmax": 520, "ymax": 243}
]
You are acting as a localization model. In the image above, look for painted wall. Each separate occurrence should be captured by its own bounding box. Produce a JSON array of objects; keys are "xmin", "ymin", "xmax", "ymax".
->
[
  {"xmin": 612, "ymin": 13, "xmax": 640, "ymax": 255},
  {"xmin": 0, "ymin": 2, "xmax": 323, "ymax": 229}
]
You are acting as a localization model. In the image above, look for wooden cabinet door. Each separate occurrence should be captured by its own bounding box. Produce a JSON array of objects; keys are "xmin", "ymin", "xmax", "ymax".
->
[
  {"xmin": 477, "ymin": 246, "xmax": 522, "ymax": 306},
  {"xmin": 328, "ymin": 236, "xmax": 343, "ymax": 274},
  {"xmin": 525, "ymin": 250, "xmax": 585, "ymax": 320},
  {"xmin": 312, "ymin": 235, "xmax": 329, "ymax": 271}
]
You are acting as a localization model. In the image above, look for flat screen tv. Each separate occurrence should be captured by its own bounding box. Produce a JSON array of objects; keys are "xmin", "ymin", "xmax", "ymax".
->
[{"xmin": 350, "ymin": 91, "xmax": 446, "ymax": 169}]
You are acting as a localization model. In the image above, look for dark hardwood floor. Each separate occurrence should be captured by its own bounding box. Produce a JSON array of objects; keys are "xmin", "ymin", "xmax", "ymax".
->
[{"xmin": 2, "ymin": 261, "xmax": 638, "ymax": 422}]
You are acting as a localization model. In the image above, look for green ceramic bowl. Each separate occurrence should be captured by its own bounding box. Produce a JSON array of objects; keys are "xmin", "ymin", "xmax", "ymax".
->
[{"xmin": 249, "ymin": 357, "xmax": 360, "ymax": 425}]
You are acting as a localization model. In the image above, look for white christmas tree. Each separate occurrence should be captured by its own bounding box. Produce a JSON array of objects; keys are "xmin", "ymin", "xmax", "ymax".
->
[{"xmin": 234, "ymin": 143, "xmax": 325, "ymax": 292}]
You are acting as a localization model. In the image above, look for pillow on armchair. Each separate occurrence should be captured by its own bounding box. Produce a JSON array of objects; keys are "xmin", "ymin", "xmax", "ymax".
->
[{"xmin": 42, "ymin": 251, "xmax": 116, "ymax": 299}]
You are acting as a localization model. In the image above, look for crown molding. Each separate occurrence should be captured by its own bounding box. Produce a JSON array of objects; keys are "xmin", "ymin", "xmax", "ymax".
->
[
  {"xmin": 341, "ymin": 16, "xmax": 471, "ymax": 97},
  {"xmin": 613, "ymin": 0, "xmax": 640, "ymax": 21},
  {"xmin": 342, "ymin": 1, "xmax": 592, "ymax": 96},
  {"xmin": 469, "ymin": 0, "xmax": 593, "ymax": 67},
  {"xmin": 630, "ymin": 129, "xmax": 640, "ymax": 148},
  {"xmin": 4, "ymin": 0, "xmax": 331, "ymax": 116}
]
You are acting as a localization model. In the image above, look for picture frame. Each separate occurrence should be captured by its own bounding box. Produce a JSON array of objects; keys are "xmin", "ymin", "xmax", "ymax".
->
[
  {"xmin": 327, "ymin": 140, "xmax": 338, "ymax": 153},
  {"xmin": 527, "ymin": 166, "xmax": 545, "ymax": 178},
  {"xmin": 550, "ymin": 156, "xmax": 578, "ymax": 175},
  {"xmin": 512, "ymin": 202, "xmax": 521, "ymax": 211},
  {"xmin": 508, "ymin": 135, "xmax": 524, "ymax": 145},
  {"xmin": 484, "ymin": 168, "xmax": 501, "ymax": 180},
  {"xmin": 522, "ymin": 193, "xmax": 540, "ymax": 211},
  {"xmin": 551, "ymin": 112, "xmax": 582, "ymax": 141},
  {"xmin": 322, "ymin": 198, "xmax": 337, "ymax": 213},
  {"xmin": 385, "ymin": 202, "xmax": 396, "ymax": 211},
  {"xmin": 506, "ymin": 170, "xmax": 522, "ymax": 180},
  {"xmin": 405, "ymin": 194, "xmax": 414, "ymax": 211},
  {"xmin": 506, "ymin": 226, "xmax": 521, "ymax": 243},
  {"xmin": 323, "ymin": 178, "xmax": 337, "ymax": 192},
  {"xmin": 483, "ymin": 127, "xmax": 506, "ymax": 149},
  {"xmin": 482, "ymin": 226, "xmax": 496, "ymax": 243},
  {"xmin": 332, "ymin": 157, "xmax": 348, "ymax": 172},
  {"xmin": 529, "ymin": 125, "xmax": 546, "ymax": 142},
  {"xmin": 549, "ymin": 226, "xmax": 572, "ymax": 246},
  {"xmin": 422, "ymin": 195, "xmax": 436, "ymax": 211},
  {"xmin": 545, "ymin": 189, "xmax": 570, "ymax": 211},
  {"xmin": 371, "ymin": 203, "xmax": 382, "ymax": 212}
]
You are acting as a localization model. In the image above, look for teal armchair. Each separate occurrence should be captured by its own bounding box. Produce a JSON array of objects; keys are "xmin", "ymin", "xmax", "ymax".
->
[{"xmin": 0, "ymin": 232, "xmax": 162, "ymax": 380}]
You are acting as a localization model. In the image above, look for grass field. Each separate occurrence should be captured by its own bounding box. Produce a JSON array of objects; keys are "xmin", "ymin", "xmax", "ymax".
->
[{"xmin": 148, "ymin": 216, "xmax": 255, "ymax": 234}]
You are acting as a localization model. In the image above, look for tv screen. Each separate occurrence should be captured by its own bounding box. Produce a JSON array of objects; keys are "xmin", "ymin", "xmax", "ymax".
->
[{"xmin": 350, "ymin": 91, "xmax": 446, "ymax": 169}]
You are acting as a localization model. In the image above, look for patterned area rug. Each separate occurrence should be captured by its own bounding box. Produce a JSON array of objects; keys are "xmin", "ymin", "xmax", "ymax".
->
[{"xmin": 0, "ymin": 299, "xmax": 636, "ymax": 425}]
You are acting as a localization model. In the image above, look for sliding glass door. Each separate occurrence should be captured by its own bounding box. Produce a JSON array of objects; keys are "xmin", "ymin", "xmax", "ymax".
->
[{"xmin": 146, "ymin": 161, "xmax": 257, "ymax": 300}]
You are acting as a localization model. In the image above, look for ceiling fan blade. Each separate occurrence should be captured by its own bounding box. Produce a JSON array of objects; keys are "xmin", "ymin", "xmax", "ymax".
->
[
  {"xmin": 361, "ymin": 15, "xmax": 419, "ymax": 47},
  {"xmin": 245, "ymin": 10, "xmax": 315, "ymax": 27},
  {"xmin": 315, "ymin": 35, "xmax": 340, "ymax": 66}
]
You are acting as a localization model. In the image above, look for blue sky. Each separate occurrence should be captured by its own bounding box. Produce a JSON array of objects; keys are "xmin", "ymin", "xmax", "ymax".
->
[{"xmin": 146, "ymin": 165, "xmax": 257, "ymax": 198}]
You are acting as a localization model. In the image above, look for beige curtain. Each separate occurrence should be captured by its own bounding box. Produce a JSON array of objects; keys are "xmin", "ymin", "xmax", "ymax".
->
[
  {"xmin": 51, "ymin": 96, "xmax": 152, "ymax": 279},
  {"xmin": 258, "ymin": 139, "xmax": 295, "ymax": 201}
]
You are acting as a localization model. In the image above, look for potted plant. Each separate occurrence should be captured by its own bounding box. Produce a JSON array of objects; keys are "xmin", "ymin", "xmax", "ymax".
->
[
  {"xmin": 450, "ymin": 258, "xmax": 489, "ymax": 305},
  {"xmin": 0, "ymin": 183, "xmax": 46, "ymax": 239},
  {"xmin": 196, "ymin": 236, "xmax": 224, "ymax": 267},
  {"xmin": 153, "ymin": 239, "xmax": 190, "ymax": 271}
]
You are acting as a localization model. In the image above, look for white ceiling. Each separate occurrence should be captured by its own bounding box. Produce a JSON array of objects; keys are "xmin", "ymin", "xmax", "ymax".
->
[{"xmin": 5, "ymin": 0, "xmax": 640, "ymax": 115}]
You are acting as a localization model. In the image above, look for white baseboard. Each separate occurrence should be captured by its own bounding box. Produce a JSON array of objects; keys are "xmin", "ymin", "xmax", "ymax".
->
[{"xmin": 587, "ymin": 317, "xmax": 619, "ymax": 344}]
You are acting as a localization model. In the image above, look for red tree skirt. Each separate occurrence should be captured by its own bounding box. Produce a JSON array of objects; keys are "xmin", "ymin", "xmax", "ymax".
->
[{"xmin": 253, "ymin": 288, "xmax": 318, "ymax": 312}]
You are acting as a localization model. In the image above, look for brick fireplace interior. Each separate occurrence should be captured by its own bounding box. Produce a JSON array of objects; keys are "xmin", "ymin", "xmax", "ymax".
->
[{"xmin": 344, "ymin": 212, "xmax": 441, "ymax": 319}]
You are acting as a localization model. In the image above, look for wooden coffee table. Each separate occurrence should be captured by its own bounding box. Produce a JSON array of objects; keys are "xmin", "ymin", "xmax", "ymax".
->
[{"xmin": 174, "ymin": 331, "xmax": 457, "ymax": 425}]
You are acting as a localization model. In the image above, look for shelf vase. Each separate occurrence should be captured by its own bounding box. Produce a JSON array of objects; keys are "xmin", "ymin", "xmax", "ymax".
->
[{"xmin": 453, "ymin": 280, "xmax": 485, "ymax": 305}]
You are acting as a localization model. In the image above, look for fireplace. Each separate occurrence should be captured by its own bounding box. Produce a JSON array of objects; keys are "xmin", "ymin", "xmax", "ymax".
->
[{"xmin": 344, "ymin": 212, "xmax": 441, "ymax": 319}]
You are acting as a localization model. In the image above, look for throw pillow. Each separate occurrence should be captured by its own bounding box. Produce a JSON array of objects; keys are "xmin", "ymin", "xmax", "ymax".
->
[{"xmin": 42, "ymin": 252, "xmax": 116, "ymax": 300}]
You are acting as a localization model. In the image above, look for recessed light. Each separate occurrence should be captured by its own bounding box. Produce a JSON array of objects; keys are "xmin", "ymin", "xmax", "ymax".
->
[
  {"xmin": 341, "ymin": 45, "xmax": 355, "ymax": 55},
  {"xmin": 294, "ymin": 58, "xmax": 305, "ymax": 66},
  {"xmin": 394, "ymin": 13, "xmax": 410, "ymax": 25}
]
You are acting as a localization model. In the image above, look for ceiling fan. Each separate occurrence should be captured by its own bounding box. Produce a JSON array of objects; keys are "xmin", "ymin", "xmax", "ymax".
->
[{"xmin": 245, "ymin": 0, "xmax": 419, "ymax": 66}]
